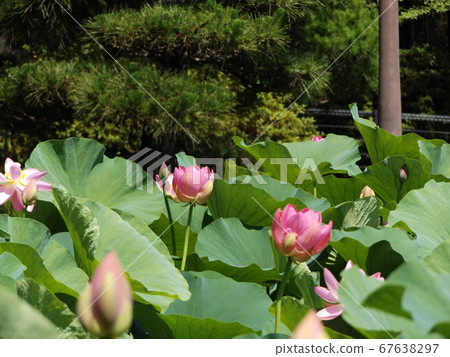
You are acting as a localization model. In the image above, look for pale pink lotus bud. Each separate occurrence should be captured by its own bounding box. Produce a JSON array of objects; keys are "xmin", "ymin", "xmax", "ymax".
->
[
  {"xmin": 77, "ymin": 252, "xmax": 133, "ymax": 338},
  {"xmin": 399, "ymin": 164, "xmax": 408, "ymax": 182},
  {"xmin": 158, "ymin": 162, "xmax": 170, "ymax": 182},
  {"xmin": 360, "ymin": 185, "xmax": 375, "ymax": 198},
  {"xmin": 272, "ymin": 204, "xmax": 332, "ymax": 262},
  {"xmin": 172, "ymin": 166, "xmax": 214, "ymax": 204},
  {"xmin": 22, "ymin": 180, "xmax": 38, "ymax": 206},
  {"xmin": 291, "ymin": 310, "xmax": 329, "ymax": 339},
  {"xmin": 312, "ymin": 136, "xmax": 325, "ymax": 142}
]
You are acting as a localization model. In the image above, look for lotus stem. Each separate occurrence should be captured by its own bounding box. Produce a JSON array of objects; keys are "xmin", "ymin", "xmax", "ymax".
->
[
  {"xmin": 180, "ymin": 204, "xmax": 194, "ymax": 271},
  {"xmin": 275, "ymin": 256, "xmax": 292, "ymax": 334},
  {"xmin": 163, "ymin": 185, "xmax": 177, "ymax": 255}
]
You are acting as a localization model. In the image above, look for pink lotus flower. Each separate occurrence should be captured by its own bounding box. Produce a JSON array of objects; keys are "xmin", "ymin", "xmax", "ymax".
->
[
  {"xmin": 314, "ymin": 260, "xmax": 384, "ymax": 320},
  {"xmin": 291, "ymin": 310, "xmax": 328, "ymax": 339},
  {"xmin": 77, "ymin": 252, "xmax": 133, "ymax": 338},
  {"xmin": 272, "ymin": 204, "xmax": 332, "ymax": 262},
  {"xmin": 312, "ymin": 136, "xmax": 325, "ymax": 142},
  {"xmin": 172, "ymin": 166, "xmax": 214, "ymax": 204},
  {"xmin": 0, "ymin": 158, "xmax": 52, "ymax": 212}
]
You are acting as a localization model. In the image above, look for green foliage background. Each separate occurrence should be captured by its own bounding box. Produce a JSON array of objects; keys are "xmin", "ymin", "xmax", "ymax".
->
[
  {"xmin": 0, "ymin": 0, "xmax": 328, "ymax": 161},
  {"xmin": 0, "ymin": 0, "xmax": 449, "ymax": 161}
]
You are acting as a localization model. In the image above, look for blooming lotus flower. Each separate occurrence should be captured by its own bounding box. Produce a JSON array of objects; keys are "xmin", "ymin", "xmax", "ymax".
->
[
  {"xmin": 77, "ymin": 252, "xmax": 133, "ymax": 338},
  {"xmin": 291, "ymin": 310, "xmax": 328, "ymax": 339},
  {"xmin": 0, "ymin": 158, "xmax": 52, "ymax": 212},
  {"xmin": 312, "ymin": 136, "xmax": 325, "ymax": 142},
  {"xmin": 360, "ymin": 185, "xmax": 375, "ymax": 198},
  {"xmin": 314, "ymin": 260, "xmax": 384, "ymax": 320},
  {"xmin": 172, "ymin": 165, "xmax": 214, "ymax": 204},
  {"xmin": 272, "ymin": 204, "xmax": 332, "ymax": 262}
]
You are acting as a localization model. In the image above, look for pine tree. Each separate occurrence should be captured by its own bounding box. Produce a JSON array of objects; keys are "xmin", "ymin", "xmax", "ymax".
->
[{"xmin": 0, "ymin": 0, "xmax": 325, "ymax": 160}]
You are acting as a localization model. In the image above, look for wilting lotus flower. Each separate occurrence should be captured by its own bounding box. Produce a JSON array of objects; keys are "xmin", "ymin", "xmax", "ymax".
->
[
  {"xmin": 291, "ymin": 310, "xmax": 328, "ymax": 339},
  {"xmin": 272, "ymin": 204, "xmax": 332, "ymax": 262},
  {"xmin": 312, "ymin": 136, "xmax": 325, "ymax": 142},
  {"xmin": 172, "ymin": 166, "xmax": 214, "ymax": 204},
  {"xmin": 360, "ymin": 185, "xmax": 375, "ymax": 198},
  {"xmin": 77, "ymin": 252, "xmax": 133, "ymax": 338},
  {"xmin": 314, "ymin": 260, "xmax": 384, "ymax": 320},
  {"xmin": 0, "ymin": 158, "xmax": 52, "ymax": 212}
]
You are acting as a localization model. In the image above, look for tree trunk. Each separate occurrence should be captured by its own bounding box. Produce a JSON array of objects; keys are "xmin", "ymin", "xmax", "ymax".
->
[{"xmin": 378, "ymin": 0, "xmax": 402, "ymax": 136}]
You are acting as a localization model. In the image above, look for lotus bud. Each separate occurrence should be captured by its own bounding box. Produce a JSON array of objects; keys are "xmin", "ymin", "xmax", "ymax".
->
[
  {"xmin": 291, "ymin": 310, "xmax": 329, "ymax": 339},
  {"xmin": 21, "ymin": 180, "xmax": 38, "ymax": 213},
  {"xmin": 312, "ymin": 136, "xmax": 325, "ymax": 142},
  {"xmin": 22, "ymin": 180, "xmax": 38, "ymax": 206},
  {"xmin": 399, "ymin": 164, "xmax": 408, "ymax": 182},
  {"xmin": 360, "ymin": 185, "xmax": 375, "ymax": 198},
  {"xmin": 77, "ymin": 252, "xmax": 133, "ymax": 338},
  {"xmin": 158, "ymin": 162, "xmax": 170, "ymax": 183}
]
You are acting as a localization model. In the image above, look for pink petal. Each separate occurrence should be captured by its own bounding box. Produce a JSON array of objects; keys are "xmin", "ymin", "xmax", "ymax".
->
[
  {"xmin": 281, "ymin": 204, "xmax": 299, "ymax": 224},
  {"xmin": 196, "ymin": 179, "xmax": 214, "ymax": 204},
  {"xmin": 291, "ymin": 249, "xmax": 311, "ymax": 263},
  {"xmin": 23, "ymin": 171, "xmax": 47, "ymax": 182},
  {"xmin": 0, "ymin": 173, "xmax": 7, "ymax": 183},
  {"xmin": 199, "ymin": 166, "xmax": 213, "ymax": 186},
  {"xmin": 316, "ymin": 304, "xmax": 344, "ymax": 320},
  {"xmin": 22, "ymin": 168, "xmax": 40, "ymax": 175},
  {"xmin": 91, "ymin": 252, "xmax": 132, "ymax": 320},
  {"xmin": 0, "ymin": 184, "xmax": 14, "ymax": 205},
  {"xmin": 26, "ymin": 203, "xmax": 35, "ymax": 212},
  {"xmin": 10, "ymin": 190, "xmax": 25, "ymax": 212},
  {"xmin": 311, "ymin": 221, "xmax": 332, "ymax": 254},
  {"xmin": 323, "ymin": 268, "xmax": 339, "ymax": 297},
  {"xmin": 271, "ymin": 208, "xmax": 286, "ymax": 246},
  {"xmin": 36, "ymin": 181, "xmax": 52, "ymax": 191},
  {"xmin": 9, "ymin": 163, "xmax": 22, "ymax": 181},
  {"xmin": 155, "ymin": 174, "xmax": 164, "ymax": 191},
  {"xmin": 371, "ymin": 272, "xmax": 385, "ymax": 282},
  {"xmin": 314, "ymin": 286, "xmax": 339, "ymax": 304},
  {"xmin": 345, "ymin": 260, "xmax": 354, "ymax": 270},
  {"xmin": 291, "ymin": 310, "xmax": 327, "ymax": 339},
  {"xmin": 4, "ymin": 158, "xmax": 15, "ymax": 174}
]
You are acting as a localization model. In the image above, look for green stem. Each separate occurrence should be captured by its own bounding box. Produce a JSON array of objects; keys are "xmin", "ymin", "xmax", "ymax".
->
[
  {"xmin": 180, "ymin": 204, "xmax": 194, "ymax": 271},
  {"xmin": 397, "ymin": 181, "xmax": 404, "ymax": 202},
  {"xmin": 162, "ymin": 185, "xmax": 177, "ymax": 255},
  {"xmin": 275, "ymin": 257, "xmax": 293, "ymax": 334}
]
